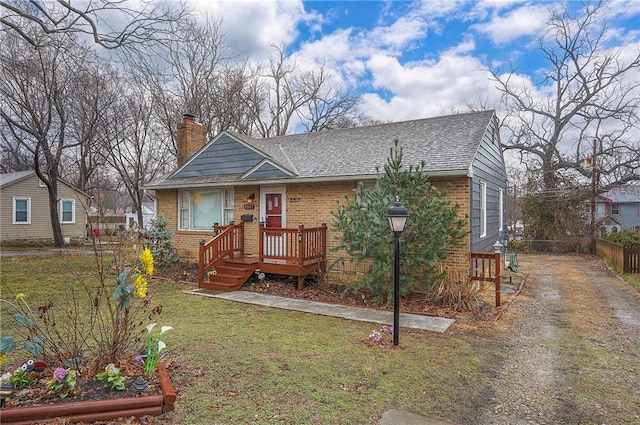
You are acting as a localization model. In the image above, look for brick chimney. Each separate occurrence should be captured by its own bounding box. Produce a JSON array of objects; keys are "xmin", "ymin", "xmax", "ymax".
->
[{"xmin": 176, "ymin": 113, "xmax": 207, "ymax": 167}]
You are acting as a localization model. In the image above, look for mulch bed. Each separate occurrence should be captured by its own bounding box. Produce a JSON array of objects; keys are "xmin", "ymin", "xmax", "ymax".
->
[
  {"xmin": 161, "ymin": 263, "xmax": 491, "ymax": 321},
  {"xmin": 3, "ymin": 361, "xmax": 159, "ymax": 409}
]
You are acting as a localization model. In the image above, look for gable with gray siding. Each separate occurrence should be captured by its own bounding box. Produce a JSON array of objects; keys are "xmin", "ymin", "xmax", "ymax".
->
[{"xmin": 469, "ymin": 115, "xmax": 507, "ymax": 253}]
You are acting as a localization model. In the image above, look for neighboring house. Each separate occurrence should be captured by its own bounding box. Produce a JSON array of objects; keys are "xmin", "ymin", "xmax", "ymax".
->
[
  {"xmin": 596, "ymin": 186, "xmax": 640, "ymax": 234},
  {"xmin": 125, "ymin": 195, "xmax": 157, "ymax": 231},
  {"xmin": 146, "ymin": 110, "xmax": 507, "ymax": 286},
  {"xmin": 0, "ymin": 170, "xmax": 88, "ymax": 245}
]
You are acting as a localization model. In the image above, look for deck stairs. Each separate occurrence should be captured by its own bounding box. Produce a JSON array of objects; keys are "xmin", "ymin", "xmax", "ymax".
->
[{"xmin": 201, "ymin": 257, "xmax": 259, "ymax": 292}]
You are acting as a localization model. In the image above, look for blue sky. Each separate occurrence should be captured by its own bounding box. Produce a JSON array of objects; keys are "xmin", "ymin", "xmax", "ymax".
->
[{"xmin": 192, "ymin": 0, "xmax": 640, "ymax": 123}]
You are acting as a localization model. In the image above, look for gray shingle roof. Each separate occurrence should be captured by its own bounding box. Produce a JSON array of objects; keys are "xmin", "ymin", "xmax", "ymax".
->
[
  {"xmin": 0, "ymin": 170, "xmax": 33, "ymax": 187},
  {"xmin": 242, "ymin": 110, "xmax": 494, "ymax": 177},
  {"xmin": 600, "ymin": 186, "xmax": 640, "ymax": 203},
  {"xmin": 148, "ymin": 110, "xmax": 496, "ymax": 188}
]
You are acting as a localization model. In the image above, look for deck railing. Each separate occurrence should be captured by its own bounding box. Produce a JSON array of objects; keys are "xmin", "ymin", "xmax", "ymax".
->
[
  {"xmin": 259, "ymin": 224, "xmax": 327, "ymax": 265},
  {"xmin": 470, "ymin": 252, "xmax": 501, "ymax": 306},
  {"xmin": 199, "ymin": 223, "xmax": 245, "ymax": 284}
]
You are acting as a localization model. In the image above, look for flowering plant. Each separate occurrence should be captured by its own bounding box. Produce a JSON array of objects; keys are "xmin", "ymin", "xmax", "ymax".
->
[
  {"xmin": 48, "ymin": 367, "xmax": 76, "ymax": 398},
  {"xmin": 96, "ymin": 363, "xmax": 125, "ymax": 391},
  {"xmin": 368, "ymin": 325, "xmax": 394, "ymax": 347},
  {"xmin": 139, "ymin": 323, "xmax": 172, "ymax": 377},
  {"xmin": 113, "ymin": 247, "xmax": 154, "ymax": 307}
]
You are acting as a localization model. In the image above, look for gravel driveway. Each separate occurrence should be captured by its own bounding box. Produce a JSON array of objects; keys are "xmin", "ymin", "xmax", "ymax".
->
[{"xmin": 476, "ymin": 254, "xmax": 640, "ymax": 425}]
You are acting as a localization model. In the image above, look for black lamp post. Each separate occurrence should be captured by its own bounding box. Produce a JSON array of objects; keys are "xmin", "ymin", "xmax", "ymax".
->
[{"xmin": 387, "ymin": 199, "xmax": 408, "ymax": 346}]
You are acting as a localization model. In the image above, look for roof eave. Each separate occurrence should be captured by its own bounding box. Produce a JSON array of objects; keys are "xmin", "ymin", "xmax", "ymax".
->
[{"xmin": 144, "ymin": 169, "xmax": 470, "ymax": 190}]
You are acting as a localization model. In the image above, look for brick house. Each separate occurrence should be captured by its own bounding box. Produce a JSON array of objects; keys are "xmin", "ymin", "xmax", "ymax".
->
[{"xmin": 146, "ymin": 110, "xmax": 507, "ymax": 289}]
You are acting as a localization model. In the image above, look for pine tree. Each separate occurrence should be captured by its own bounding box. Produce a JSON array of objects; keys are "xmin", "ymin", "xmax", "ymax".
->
[
  {"xmin": 331, "ymin": 140, "xmax": 467, "ymax": 304},
  {"xmin": 145, "ymin": 215, "xmax": 179, "ymax": 267}
]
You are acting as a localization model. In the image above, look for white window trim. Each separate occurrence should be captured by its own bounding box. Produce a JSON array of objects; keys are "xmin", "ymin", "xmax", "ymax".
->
[
  {"xmin": 178, "ymin": 191, "xmax": 191, "ymax": 230},
  {"xmin": 178, "ymin": 189, "xmax": 234, "ymax": 230},
  {"xmin": 13, "ymin": 197, "xmax": 31, "ymax": 224},
  {"xmin": 611, "ymin": 203, "xmax": 620, "ymax": 216},
  {"xmin": 498, "ymin": 188, "xmax": 504, "ymax": 232},
  {"xmin": 60, "ymin": 199, "xmax": 75, "ymax": 224},
  {"xmin": 480, "ymin": 181, "xmax": 487, "ymax": 238}
]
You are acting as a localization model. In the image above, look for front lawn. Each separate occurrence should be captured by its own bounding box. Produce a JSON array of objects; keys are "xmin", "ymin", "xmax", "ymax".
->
[{"xmin": 0, "ymin": 252, "xmax": 490, "ymax": 424}]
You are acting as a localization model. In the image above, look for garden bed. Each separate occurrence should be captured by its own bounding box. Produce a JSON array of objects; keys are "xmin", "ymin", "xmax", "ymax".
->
[{"xmin": 0, "ymin": 362, "xmax": 175, "ymax": 424}]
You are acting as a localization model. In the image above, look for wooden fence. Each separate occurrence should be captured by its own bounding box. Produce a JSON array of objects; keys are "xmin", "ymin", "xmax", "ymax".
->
[{"xmin": 595, "ymin": 239, "xmax": 640, "ymax": 274}]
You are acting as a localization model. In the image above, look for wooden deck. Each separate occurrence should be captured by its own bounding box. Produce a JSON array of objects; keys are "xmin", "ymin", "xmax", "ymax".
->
[{"xmin": 199, "ymin": 223, "xmax": 327, "ymax": 291}]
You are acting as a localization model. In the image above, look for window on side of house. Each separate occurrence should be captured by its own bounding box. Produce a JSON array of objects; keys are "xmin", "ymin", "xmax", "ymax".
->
[
  {"xmin": 480, "ymin": 181, "xmax": 487, "ymax": 238},
  {"xmin": 178, "ymin": 189, "xmax": 234, "ymax": 230},
  {"xmin": 13, "ymin": 197, "xmax": 31, "ymax": 224},
  {"xmin": 499, "ymin": 188, "xmax": 504, "ymax": 232},
  {"xmin": 355, "ymin": 180, "xmax": 377, "ymax": 202},
  {"xmin": 60, "ymin": 199, "xmax": 75, "ymax": 223},
  {"xmin": 611, "ymin": 203, "xmax": 620, "ymax": 215},
  {"xmin": 223, "ymin": 190, "xmax": 234, "ymax": 224}
]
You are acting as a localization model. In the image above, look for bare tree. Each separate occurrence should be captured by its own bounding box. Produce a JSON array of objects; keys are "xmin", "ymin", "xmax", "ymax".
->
[
  {"xmin": 101, "ymin": 89, "xmax": 173, "ymax": 228},
  {"xmin": 492, "ymin": 1, "xmax": 640, "ymax": 240},
  {"xmin": 127, "ymin": 15, "xmax": 255, "ymax": 160},
  {"xmin": 296, "ymin": 65, "xmax": 363, "ymax": 132},
  {"xmin": 0, "ymin": 130, "xmax": 32, "ymax": 172},
  {"xmin": 63, "ymin": 59, "xmax": 119, "ymax": 194},
  {"xmin": 0, "ymin": 32, "xmax": 105, "ymax": 246},
  {"xmin": 0, "ymin": 0, "xmax": 187, "ymax": 50},
  {"xmin": 250, "ymin": 45, "xmax": 363, "ymax": 137}
]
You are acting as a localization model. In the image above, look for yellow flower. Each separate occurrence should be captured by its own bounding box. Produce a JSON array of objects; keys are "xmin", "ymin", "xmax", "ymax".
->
[
  {"xmin": 0, "ymin": 352, "xmax": 7, "ymax": 363},
  {"xmin": 140, "ymin": 248, "xmax": 154, "ymax": 276},
  {"xmin": 15, "ymin": 293, "xmax": 26, "ymax": 301},
  {"xmin": 134, "ymin": 275, "xmax": 148, "ymax": 298}
]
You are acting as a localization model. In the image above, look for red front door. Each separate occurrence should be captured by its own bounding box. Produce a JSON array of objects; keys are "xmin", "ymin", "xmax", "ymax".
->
[{"xmin": 265, "ymin": 193, "xmax": 282, "ymax": 228}]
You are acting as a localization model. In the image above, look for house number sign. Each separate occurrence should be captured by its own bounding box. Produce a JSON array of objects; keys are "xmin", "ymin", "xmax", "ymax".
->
[{"xmin": 288, "ymin": 197, "xmax": 301, "ymax": 202}]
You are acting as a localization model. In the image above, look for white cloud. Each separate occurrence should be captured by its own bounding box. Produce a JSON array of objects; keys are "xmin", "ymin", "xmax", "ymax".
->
[
  {"xmin": 367, "ymin": 15, "xmax": 428, "ymax": 53},
  {"xmin": 362, "ymin": 52, "xmax": 501, "ymax": 121},
  {"xmin": 473, "ymin": 4, "xmax": 548, "ymax": 45},
  {"xmin": 189, "ymin": 0, "xmax": 308, "ymax": 59}
]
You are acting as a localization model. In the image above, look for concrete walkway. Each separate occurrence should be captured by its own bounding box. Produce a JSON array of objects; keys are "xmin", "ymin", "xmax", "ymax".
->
[{"xmin": 184, "ymin": 288, "xmax": 455, "ymax": 333}]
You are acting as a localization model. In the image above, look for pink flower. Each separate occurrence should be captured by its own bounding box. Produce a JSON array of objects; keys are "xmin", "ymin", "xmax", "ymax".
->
[{"xmin": 53, "ymin": 367, "xmax": 67, "ymax": 382}]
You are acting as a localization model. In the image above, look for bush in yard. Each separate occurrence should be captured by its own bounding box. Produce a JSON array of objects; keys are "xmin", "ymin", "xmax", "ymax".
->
[
  {"xmin": 602, "ymin": 230, "xmax": 640, "ymax": 246},
  {"xmin": 0, "ymin": 246, "xmax": 162, "ymax": 370},
  {"xmin": 331, "ymin": 140, "xmax": 467, "ymax": 304},
  {"xmin": 145, "ymin": 215, "xmax": 179, "ymax": 268}
]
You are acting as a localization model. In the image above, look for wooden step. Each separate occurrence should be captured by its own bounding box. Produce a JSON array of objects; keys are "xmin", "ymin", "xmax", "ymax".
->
[{"xmin": 202, "ymin": 259, "xmax": 257, "ymax": 292}]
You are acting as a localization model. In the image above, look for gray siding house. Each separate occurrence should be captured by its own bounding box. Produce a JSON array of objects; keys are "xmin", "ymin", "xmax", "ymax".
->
[
  {"xmin": 0, "ymin": 171, "xmax": 88, "ymax": 245},
  {"xmin": 147, "ymin": 110, "xmax": 507, "ymax": 279}
]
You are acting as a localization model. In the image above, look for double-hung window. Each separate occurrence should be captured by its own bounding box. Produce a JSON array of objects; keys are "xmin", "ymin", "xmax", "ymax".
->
[
  {"xmin": 13, "ymin": 198, "xmax": 31, "ymax": 224},
  {"xmin": 480, "ymin": 181, "xmax": 487, "ymax": 238},
  {"xmin": 499, "ymin": 188, "xmax": 504, "ymax": 232},
  {"xmin": 60, "ymin": 199, "xmax": 75, "ymax": 223},
  {"xmin": 611, "ymin": 203, "xmax": 620, "ymax": 215},
  {"xmin": 178, "ymin": 189, "xmax": 234, "ymax": 230}
]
